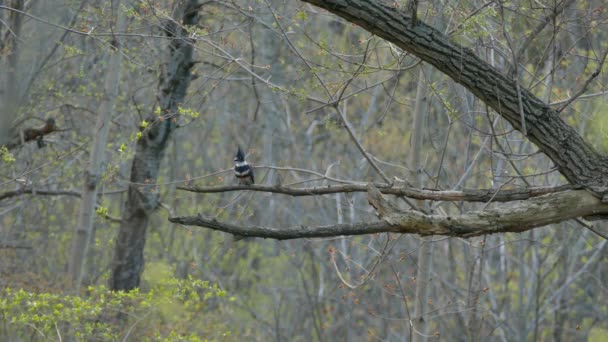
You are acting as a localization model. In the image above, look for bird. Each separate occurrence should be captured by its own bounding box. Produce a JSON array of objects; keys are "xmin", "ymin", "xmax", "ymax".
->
[{"xmin": 234, "ymin": 147, "xmax": 254, "ymax": 185}]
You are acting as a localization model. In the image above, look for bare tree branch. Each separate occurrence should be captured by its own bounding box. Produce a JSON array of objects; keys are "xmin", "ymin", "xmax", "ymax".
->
[
  {"xmin": 365, "ymin": 185, "xmax": 605, "ymax": 237},
  {"xmin": 509, "ymin": 0, "xmax": 576, "ymax": 75},
  {"xmin": 169, "ymin": 214, "xmax": 392, "ymax": 240},
  {"xmin": 0, "ymin": 242, "xmax": 32, "ymax": 249},
  {"xmin": 557, "ymin": 47, "xmax": 608, "ymax": 112},
  {"xmin": 169, "ymin": 186, "xmax": 605, "ymax": 240},
  {"xmin": 0, "ymin": 187, "xmax": 122, "ymax": 223},
  {"xmin": 0, "ymin": 188, "xmax": 80, "ymax": 201},
  {"xmin": 177, "ymin": 183, "xmax": 578, "ymax": 202},
  {"xmin": 0, "ymin": 187, "xmax": 125, "ymax": 201}
]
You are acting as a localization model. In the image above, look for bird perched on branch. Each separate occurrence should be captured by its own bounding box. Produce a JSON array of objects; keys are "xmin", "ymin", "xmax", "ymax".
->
[{"xmin": 234, "ymin": 147, "xmax": 254, "ymax": 185}]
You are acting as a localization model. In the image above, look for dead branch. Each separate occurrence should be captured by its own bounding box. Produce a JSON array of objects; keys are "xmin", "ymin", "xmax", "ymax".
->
[
  {"xmin": 169, "ymin": 185, "xmax": 605, "ymax": 240},
  {"xmin": 177, "ymin": 183, "xmax": 578, "ymax": 203}
]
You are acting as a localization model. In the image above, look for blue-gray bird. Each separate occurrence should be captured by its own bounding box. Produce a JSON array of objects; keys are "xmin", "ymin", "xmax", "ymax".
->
[{"xmin": 234, "ymin": 147, "xmax": 254, "ymax": 185}]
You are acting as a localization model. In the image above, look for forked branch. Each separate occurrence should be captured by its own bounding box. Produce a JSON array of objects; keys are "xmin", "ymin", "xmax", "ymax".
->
[{"xmin": 169, "ymin": 186, "xmax": 606, "ymax": 239}]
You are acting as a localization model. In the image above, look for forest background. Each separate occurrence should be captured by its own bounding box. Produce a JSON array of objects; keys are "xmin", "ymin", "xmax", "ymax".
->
[{"xmin": 1, "ymin": 0, "xmax": 608, "ymax": 340}]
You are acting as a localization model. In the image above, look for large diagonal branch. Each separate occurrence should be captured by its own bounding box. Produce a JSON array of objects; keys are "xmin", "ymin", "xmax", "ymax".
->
[
  {"xmin": 300, "ymin": 0, "xmax": 608, "ymax": 194},
  {"xmin": 178, "ymin": 183, "xmax": 578, "ymax": 202},
  {"xmin": 169, "ymin": 186, "xmax": 607, "ymax": 239},
  {"xmin": 366, "ymin": 186, "xmax": 605, "ymax": 237}
]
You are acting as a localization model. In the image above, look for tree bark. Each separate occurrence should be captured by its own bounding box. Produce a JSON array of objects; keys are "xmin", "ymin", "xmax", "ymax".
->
[
  {"xmin": 109, "ymin": 0, "xmax": 199, "ymax": 291},
  {"xmin": 299, "ymin": 0, "xmax": 608, "ymax": 194}
]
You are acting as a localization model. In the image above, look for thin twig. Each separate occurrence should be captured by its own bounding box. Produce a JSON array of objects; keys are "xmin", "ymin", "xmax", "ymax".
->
[{"xmin": 558, "ymin": 47, "xmax": 608, "ymax": 112}]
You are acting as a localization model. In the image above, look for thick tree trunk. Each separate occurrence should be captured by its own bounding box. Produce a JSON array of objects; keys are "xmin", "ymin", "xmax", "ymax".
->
[
  {"xmin": 69, "ymin": 0, "xmax": 123, "ymax": 293},
  {"xmin": 300, "ymin": 0, "xmax": 608, "ymax": 194},
  {"xmin": 109, "ymin": 0, "xmax": 199, "ymax": 291}
]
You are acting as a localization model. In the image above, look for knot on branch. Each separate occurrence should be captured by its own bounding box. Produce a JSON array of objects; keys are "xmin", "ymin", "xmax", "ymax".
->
[{"xmin": 367, "ymin": 184, "xmax": 403, "ymax": 225}]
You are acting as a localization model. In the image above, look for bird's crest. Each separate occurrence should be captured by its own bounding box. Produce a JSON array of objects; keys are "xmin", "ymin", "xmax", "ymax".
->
[{"xmin": 234, "ymin": 146, "xmax": 245, "ymax": 162}]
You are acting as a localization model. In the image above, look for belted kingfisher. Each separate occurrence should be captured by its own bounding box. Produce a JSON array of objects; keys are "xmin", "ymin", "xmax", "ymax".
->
[{"xmin": 234, "ymin": 147, "xmax": 254, "ymax": 185}]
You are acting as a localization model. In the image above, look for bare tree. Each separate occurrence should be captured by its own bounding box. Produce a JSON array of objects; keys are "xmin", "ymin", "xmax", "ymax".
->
[{"xmin": 109, "ymin": 0, "xmax": 200, "ymax": 291}]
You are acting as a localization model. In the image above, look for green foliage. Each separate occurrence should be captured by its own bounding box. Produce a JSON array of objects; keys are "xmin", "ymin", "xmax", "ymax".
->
[
  {"xmin": 295, "ymin": 11, "xmax": 308, "ymax": 21},
  {"xmin": 177, "ymin": 106, "xmax": 200, "ymax": 119},
  {"xmin": 60, "ymin": 43, "xmax": 84, "ymax": 58},
  {"xmin": 0, "ymin": 278, "xmax": 232, "ymax": 341},
  {"xmin": 0, "ymin": 146, "xmax": 15, "ymax": 163},
  {"xmin": 95, "ymin": 206, "xmax": 109, "ymax": 218}
]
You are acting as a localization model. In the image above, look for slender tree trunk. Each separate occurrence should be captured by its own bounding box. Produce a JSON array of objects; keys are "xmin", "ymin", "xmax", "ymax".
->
[
  {"xmin": 109, "ymin": 0, "xmax": 199, "ymax": 291},
  {"xmin": 4, "ymin": 0, "xmax": 21, "ymax": 103},
  {"xmin": 466, "ymin": 238, "xmax": 486, "ymax": 341},
  {"xmin": 0, "ymin": 0, "xmax": 24, "ymax": 146},
  {"xmin": 410, "ymin": 66, "xmax": 433, "ymax": 342},
  {"xmin": 552, "ymin": 231, "xmax": 569, "ymax": 341},
  {"xmin": 68, "ymin": 0, "xmax": 123, "ymax": 293},
  {"xmin": 257, "ymin": 0, "xmax": 284, "ymax": 224}
]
